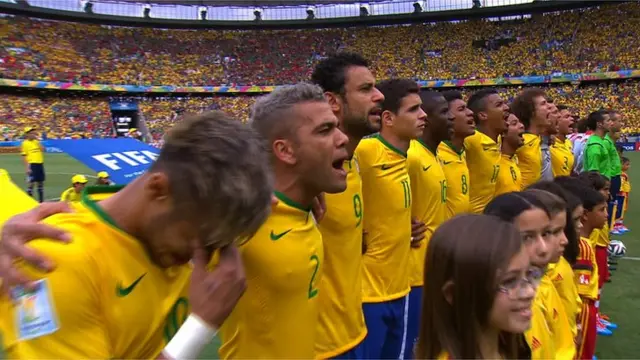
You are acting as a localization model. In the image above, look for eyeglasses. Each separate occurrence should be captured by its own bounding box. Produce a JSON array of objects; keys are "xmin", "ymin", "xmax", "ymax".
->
[{"xmin": 497, "ymin": 267, "xmax": 543, "ymax": 299}]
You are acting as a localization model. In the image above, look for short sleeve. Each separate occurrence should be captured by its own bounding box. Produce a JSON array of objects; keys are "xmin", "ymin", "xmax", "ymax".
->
[
  {"xmin": 20, "ymin": 142, "xmax": 27, "ymax": 156},
  {"xmin": 0, "ymin": 237, "xmax": 111, "ymax": 359}
]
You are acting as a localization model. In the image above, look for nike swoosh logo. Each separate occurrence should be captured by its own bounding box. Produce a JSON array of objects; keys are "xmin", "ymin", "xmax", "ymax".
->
[
  {"xmin": 442, "ymin": 160, "xmax": 453, "ymax": 165},
  {"xmin": 116, "ymin": 273, "xmax": 146, "ymax": 297},
  {"xmin": 381, "ymin": 164, "xmax": 392, "ymax": 170},
  {"xmin": 422, "ymin": 165, "xmax": 431, "ymax": 171},
  {"xmin": 270, "ymin": 229, "xmax": 292, "ymax": 241}
]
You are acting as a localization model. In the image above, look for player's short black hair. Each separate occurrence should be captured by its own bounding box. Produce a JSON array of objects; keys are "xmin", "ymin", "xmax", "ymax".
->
[
  {"xmin": 576, "ymin": 118, "xmax": 588, "ymax": 133},
  {"xmin": 420, "ymin": 91, "xmax": 446, "ymax": 114},
  {"xmin": 557, "ymin": 104, "xmax": 569, "ymax": 111},
  {"xmin": 585, "ymin": 110, "xmax": 607, "ymax": 131},
  {"xmin": 377, "ymin": 79, "xmax": 420, "ymax": 114},
  {"xmin": 467, "ymin": 89, "xmax": 498, "ymax": 114},
  {"xmin": 311, "ymin": 52, "xmax": 369, "ymax": 95},
  {"xmin": 582, "ymin": 187, "xmax": 607, "ymax": 211},
  {"xmin": 577, "ymin": 171, "xmax": 608, "ymax": 191},
  {"xmin": 442, "ymin": 90, "xmax": 463, "ymax": 103}
]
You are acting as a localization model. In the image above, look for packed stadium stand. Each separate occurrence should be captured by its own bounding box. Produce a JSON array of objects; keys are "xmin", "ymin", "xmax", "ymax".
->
[{"xmin": 1, "ymin": 1, "xmax": 640, "ymax": 140}]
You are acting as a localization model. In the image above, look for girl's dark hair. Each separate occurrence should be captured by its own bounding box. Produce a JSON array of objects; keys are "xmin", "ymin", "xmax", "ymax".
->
[
  {"xmin": 526, "ymin": 182, "xmax": 580, "ymax": 264},
  {"xmin": 484, "ymin": 192, "xmax": 550, "ymax": 222},
  {"xmin": 417, "ymin": 214, "xmax": 526, "ymax": 360},
  {"xmin": 577, "ymin": 171, "xmax": 608, "ymax": 191}
]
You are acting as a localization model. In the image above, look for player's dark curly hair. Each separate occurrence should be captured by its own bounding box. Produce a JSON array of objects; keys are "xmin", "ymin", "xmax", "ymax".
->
[{"xmin": 311, "ymin": 52, "xmax": 369, "ymax": 95}]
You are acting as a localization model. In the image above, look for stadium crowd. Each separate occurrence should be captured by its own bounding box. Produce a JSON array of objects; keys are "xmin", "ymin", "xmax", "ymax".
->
[
  {"xmin": 2, "ymin": 80, "xmax": 640, "ymax": 141},
  {"xmin": 1, "ymin": 2, "xmax": 639, "ymax": 86}
]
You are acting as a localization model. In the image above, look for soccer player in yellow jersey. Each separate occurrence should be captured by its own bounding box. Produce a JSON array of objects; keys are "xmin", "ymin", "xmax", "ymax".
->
[
  {"xmin": 464, "ymin": 89, "xmax": 509, "ymax": 213},
  {"xmin": 495, "ymin": 114, "xmax": 524, "ymax": 196},
  {"xmin": 356, "ymin": 79, "xmax": 425, "ymax": 359},
  {"xmin": 511, "ymin": 89, "xmax": 553, "ymax": 187},
  {"xmin": 438, "ymin": 90, "xmax": 475, "ymax": 217},
  {"xmin": 405, "ymin": 91, "xmax": 452, "ymax": 355},
  {"xmin": 60, "ymin": 174, "xmax": 88, "ymax": 203},
  {"xmin": 0, "ymin": 111, "xmax": 274, "ymax": 359},
  {"xmin": 218, "ymin": 83, "xmax": 350, "ymax": 359},
  {"xmin": 311, "ymin": 53, "xmax": 384, "ymax": 358},
  {"xmin": 551, "ymin": 105, "xmax": 576, "ymax": 177},
  {"xmin": 20, "ymin": 127, "xmax": 45, "ymax": 203}
]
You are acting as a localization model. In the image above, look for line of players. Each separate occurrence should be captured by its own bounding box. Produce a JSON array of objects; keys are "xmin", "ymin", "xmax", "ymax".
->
[{"xmin": 0, "ymin": 52, "xmax": 622, "ymax": 359}]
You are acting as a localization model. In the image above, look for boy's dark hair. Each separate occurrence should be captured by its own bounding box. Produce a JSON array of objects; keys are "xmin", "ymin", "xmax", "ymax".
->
[
  {"xmin": 311, "ymin": 52, "xmax": 369, "ymax": 95},
  {"xmin": 577, "ymin": 171, "xmax": 608, "ymax": 191},
  {"xmin": 582, "ymin": 187, "xmax": 607, "ymax": 212},
  {"xmin": 622, "ymin": 156, "xmax": 630, "ymax": 164},
  {"xmin": 377, "ymin": 79, "xmax": 420, "ymax": 114},
  {"xmin": 554, "ymin": 177, "xmax": 606, "ymax": 211},
  {"xmin": 468, "ymin": 89, "xmax": 498, "ymax": 123}
]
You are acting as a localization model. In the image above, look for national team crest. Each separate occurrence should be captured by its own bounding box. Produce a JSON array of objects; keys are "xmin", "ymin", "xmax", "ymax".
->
[{"xmin": 11, "ymin": 279, "xmax": 59, "ymax": 340}]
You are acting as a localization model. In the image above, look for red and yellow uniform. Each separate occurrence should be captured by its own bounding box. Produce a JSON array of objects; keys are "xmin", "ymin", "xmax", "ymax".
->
[
  {"xmin": 437, "ymin": 141, "xmax": 470, "ymax": 217},
  {"xmin": 548, "ymin": 257, "xmax": 581, "ymax": 337},
  {"xmin": 494, "ymin": 153, "xmax": 522, "ymax": 196},
  {"xmin": 590, "ymin": 227, "xmax": 609, "ymax": 287},
  {"xmin": 219, "ymin": 191, "xmax": 323, "ymax": 359},
  {"xmin": 516, "ymin": 133, "xmax": 542, "ymax": 188},
  {"xmin": 620, "ymin": 172, "xmax": 631, "ymax": 217},
  {"xmin": 315, "ymin": 158, "xmax": 367, "ymax": 358},
  {"xmin": 0, "ymin": 186, "xmax": 192, "ymax": 359},
  {"xmin": 407, "ymin": 139, "xmax": 447, "ymax": 287},
  {"xmin": 526, "ymin": 271, "xmax": 576, "ymax": 360},
  {"xmin": 463, "ymin": 131, "xmax": 501, "ymax": 213},
  {"xmin": 355, "ymin": 134, "xmax": 412, "ymax": 302},
  {"xmin": 551, "ymin": 137, "xmax": 574, "ymax": 177},
  {"xmin": 575, "ymin": 237, "xmax": 599, "ymax": 360}
]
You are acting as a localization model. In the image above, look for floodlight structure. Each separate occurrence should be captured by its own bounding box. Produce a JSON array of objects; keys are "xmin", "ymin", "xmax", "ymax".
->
[
  {"xmin": 199, "ymin": 6, "xmax": 207, "ymax": 20},
  {"xmin": 143, "ymin": 4, "xmax": 151, "ymax": 18},
  {"xmin": 306, "ymin": 6, "xmax": 315, "ymax": 20},
  {"xmin": 472, "ymin": 0, "xmax": 481, "ymax": 9},
  {"xmin": 253, "ymin": 7, "xmax": 262, "ymax": 21},
  {"xmin": 359, "ymin": 4, "xmax": 369, "ymax": 17}
]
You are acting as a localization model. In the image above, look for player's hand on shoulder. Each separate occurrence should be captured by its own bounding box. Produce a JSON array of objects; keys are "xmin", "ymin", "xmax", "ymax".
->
[
  {"xmin": 189, "ymin": 244, "xmax": 246, "ymax": 328},
  {"xmin": 0, "ymin": 202, "xmax": 72, "ymax": 293},
  {"xmin": 410, "ymin": 217, "xmax": 426, "ymax": 248}
]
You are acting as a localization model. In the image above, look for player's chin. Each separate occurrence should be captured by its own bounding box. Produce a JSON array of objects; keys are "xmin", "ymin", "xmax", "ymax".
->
[
  {"xmin": 507, "ymin": 312, "xmax": 533, "ymax": 333},
  {"xmin": 325, "ymin": 178, "xmax": 347, "ymax": 194}
]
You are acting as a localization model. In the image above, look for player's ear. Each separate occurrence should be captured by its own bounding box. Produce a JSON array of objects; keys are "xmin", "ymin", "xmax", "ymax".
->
[
  {"xmin": 441, "ymin": 280, "xmax": 454, "ymax": 305},
  {"xmin": 324, "ymin": 92, "xmax": 341, "ymax": 114},
  {"xmin": 145, "ymin": 172, "xmax": 171, "ymax": 202},
  {"xmin": 273, "ymin": 139, "xmax": 297, "ymax": 166},
  {"xmin": 381, "ymin": 110, "xmax": 394, "ymax": 128}
]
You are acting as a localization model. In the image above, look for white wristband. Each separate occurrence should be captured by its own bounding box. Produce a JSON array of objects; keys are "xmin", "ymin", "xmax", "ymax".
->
[{"xmin": 162, "ymin": 313, "xmax": 217, "ymax": 360}]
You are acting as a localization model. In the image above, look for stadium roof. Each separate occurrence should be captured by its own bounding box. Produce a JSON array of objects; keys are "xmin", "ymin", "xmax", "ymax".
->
[{"xmin": 115, "ymin": 0, "xmax": 388, "ymax": 5}]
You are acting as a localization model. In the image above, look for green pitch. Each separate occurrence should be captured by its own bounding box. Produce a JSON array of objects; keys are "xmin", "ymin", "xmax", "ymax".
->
[{"xmin": 1, "ymin": 152, "xmax": 640, "ymax": 359}]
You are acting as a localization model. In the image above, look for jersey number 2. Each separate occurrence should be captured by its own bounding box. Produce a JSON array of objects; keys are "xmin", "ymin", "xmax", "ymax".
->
[{"xmin": 308, "ymin": 255, "xmax": 320, "ymax": 299}]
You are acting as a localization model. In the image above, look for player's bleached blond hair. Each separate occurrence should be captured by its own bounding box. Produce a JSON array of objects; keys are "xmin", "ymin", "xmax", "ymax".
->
[{"xmin": 151, "ymin": 110, "xmax": 273, "ymax": 248}]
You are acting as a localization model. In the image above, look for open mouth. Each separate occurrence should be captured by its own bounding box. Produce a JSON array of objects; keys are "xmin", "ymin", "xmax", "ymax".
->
[
  {"xmin": 332, "ymin": 158, "xmax": 347, "ymax": 176},
  {"xmin": 369, "ymin": 108, "xmax": 382, "ymax": 119}
]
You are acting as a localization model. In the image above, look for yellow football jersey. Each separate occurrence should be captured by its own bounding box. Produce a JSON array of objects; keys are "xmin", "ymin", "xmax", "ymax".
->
[
  {"xmin": 20, "ymin": 139, "xmax": 43, "ymax": 164},
  {"xmin": 0, "ymin": 186, "xmax": 192, "ymax": 359},
  {"xmin": 541, "ymin": 272, "xmax": 576, "ymax": 360},
  {"xmin": 551, "ymin": 138, "xmax": 574, "ymax": 177},
  {"xmin": 437, "ymin": 141, "xmax": 470, "ymax": 217},
  {"xmin": 516, "ymin": 133, "xmax": 542, "ymax": 188},
  {"xmin": 407, "ymin": 140, "xmax": 447, "ymax": 287},
  {"xmin": 494, "ymin": 154, "xmax": 522, "ymax": 196},
  {"xmin": 355, "ymin": 135, "xmax": 412, "ymax": 302},
  {"xmin": 315, "ymin": 158, "xmax": 367, "ymax": 358},
  {"xmin": 218, "ymin": 191, "xmax": 323, "ymax": 359},
  {"xmin": 60, "ymin": 187, "xmax": 82, "ymax": 203},
  {"xmin": 463, "ymin": 131, "xmax": 501, "ymax": 214},
  {"xmin": 526, "ymin": 288, "xmax": 556, "ymax": 360},
  {"xmin": 576, "ymin": 238, "xmax": 599, "ymax": 301},
  {"xmin": 548, "ymin": 257, "xmax": 581, "ymax": 337},
  {"xmin": 592, "ymin": 225, "xmax": 610, "ymax": 248}
]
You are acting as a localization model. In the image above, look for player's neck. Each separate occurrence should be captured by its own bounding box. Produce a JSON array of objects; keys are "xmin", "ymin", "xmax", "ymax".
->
[
  {"xmin": 380, "ymin": 129, "xmax": 410, "ymax": 153},
  {"xmin": 345, "ymin": 133, "xmax": 364, "ymax": 160},
  {"xmin": 419, "ymin": 134, "xmax": 441, "ymax": 154},
  {"xmin": 449, "ymin": 134, "xmax": 465, "ymax": 151},
  {"xmin": 273, "ymin": 171, "xmax": 315, "ymax": 210},
  {"xmin": 96, "ymin": 180, "xmax": 145, "ymax": 240},
  {"xmin": 477, "ymin": 124, "xmax": 499, "ymax": 143},
  {"xmin": 557, "ymin": 133, "xmax": 567, "ymax": 142},
  {"xmin": 580, "ymin": 224, "xmax": 595, "ymax": 239},
  {"xmin": 501, "ymin": 143, "xmax": 516, "ymax": 157},
  {"xmin": 595, "ymin": 129, "xmax": 607, "ymax": 138},
  {"xmin": 527, "ymin": 120, "xmax": 546, "ymax": 135}
]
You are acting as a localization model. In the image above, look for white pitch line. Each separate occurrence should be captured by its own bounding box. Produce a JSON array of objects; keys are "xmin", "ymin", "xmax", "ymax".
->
[{"xmin": 620, "ymin": 256, "xmax": 640, "ymax": 261}]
